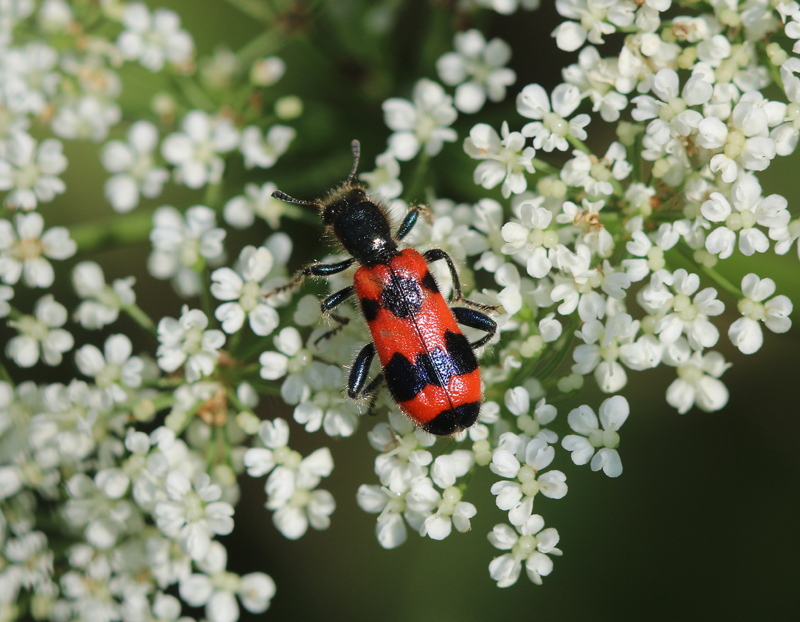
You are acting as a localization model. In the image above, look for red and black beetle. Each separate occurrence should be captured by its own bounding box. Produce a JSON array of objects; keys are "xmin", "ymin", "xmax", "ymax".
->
[{"xmin": 269, "ymin": 141, "xmax": 496, "ymax": 436}]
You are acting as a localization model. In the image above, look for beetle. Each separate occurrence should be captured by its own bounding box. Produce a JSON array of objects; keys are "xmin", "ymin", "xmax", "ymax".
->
[{"xmin": 268, "ymin": 140, "xmax": 496, "ymax": 436}]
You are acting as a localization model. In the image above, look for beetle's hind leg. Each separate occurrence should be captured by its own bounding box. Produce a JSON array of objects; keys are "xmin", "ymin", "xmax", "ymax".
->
[
  {"xmin": 423, "ymin": 248, "xmax": 498, "ymax": 313},
  {"xmin": 452, "ymin": 307, "xmax": 497, "ymax": 349},
  {"xmin": 347, "ymin": 344, "xmax": 385, "ymax": 415}
]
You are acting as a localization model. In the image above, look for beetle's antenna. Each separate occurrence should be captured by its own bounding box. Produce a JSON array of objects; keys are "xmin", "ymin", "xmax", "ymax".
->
[
  {"xmin": 346, "ymin": 140, "xmax": 361, "ymax": 185},
  {"xmin": 271, "ymin": 190, "xmax": 322, "ymax": 208}
]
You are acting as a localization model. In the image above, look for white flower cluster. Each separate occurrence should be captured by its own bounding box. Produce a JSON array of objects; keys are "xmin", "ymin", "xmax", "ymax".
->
[
  {"xmin": 0, "ymin": 0, "xmax": 797, "ymax": 616},
  {"xmin": 0, "ymin": 2, "xmax": 304, "ymax": 620}
]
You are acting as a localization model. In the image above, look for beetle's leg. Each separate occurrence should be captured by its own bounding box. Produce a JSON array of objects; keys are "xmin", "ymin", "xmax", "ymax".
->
[
  {"xmin": 314, "ymin": 286, "xmax": 355, "ymax": 345},
  {"xmin": 347, "ymin": 345, "xmax": 386, "ymax": 416},
  {"xmin": 423, "ymin": 248, "xmax": 497, "ymax": 312},
  {"xmin": 348, "ymin": 343, "xmax": 376, "ymax": 399},
  {"xmin": 264, "ymin": 258, "xmax": 356, "ymax": 299},
  {"xmin": 364, "ymin": 373, "xmax": 385, "ymax": 416},
  {"xmin": 452, "ymin": 307, "xmax": 497, "ymax": 349},
  {"xmin": 395, "ymin": 204, "xmax": 432, "ymax": 241}
]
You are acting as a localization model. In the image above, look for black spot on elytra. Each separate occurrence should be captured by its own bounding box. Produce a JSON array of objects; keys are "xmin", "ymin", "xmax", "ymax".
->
[
  {"xmin": 420, "ymin": 270, "xmax": 439, "ymax": 293},
  {"xmin": 360, "ymin": 297, "xmax": 380, "ymax": 322},
  {"xmin": 444, "ymin": 330, "xmax": 478, "ymax": 375},
  {"xmin": 422, "ymin": 402, "xmax": 481, "ymax": 436},
  {"xmin": 381, "ymin": 275, "xmax": 423, "ymax": 318},
  {"xmin": 383, "ymin": 330, "xmax": 477, "ymax": 403}
]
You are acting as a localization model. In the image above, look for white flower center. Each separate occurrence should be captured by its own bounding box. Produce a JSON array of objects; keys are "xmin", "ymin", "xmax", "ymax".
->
[
  {"xmin": 239, "ymin": 280, "xmax": 261, "ymax": 312},
  {"xmin": 725, "ymin": 209, "xmax": 755, "ymax": 231},
  {"xmin": 543, "ymin": 112, "xmax": 569, "ymax": 137},
  {"xmin": 96, "ymin": 363, "xmax": 122, "ymax": 387},
  {"xmin": 180, "ymin": 239, "xmax": 200, "ymax": 267},
  {"xmin": 738, "ymin": 297, "xmax": 766, "ymax": 321},
  {"xmin": 677, "ymin": 363, "xmax": 704, "ymax": 385},
  {"xmin": 15, "ymin": 316, "xmax": 49, "ymax": 341},
  {"xmin": 16, "ymin": 161, "xmax": 41, "ymax": 190},
  {"xmin": 286, "ymin": 348, "xmax": 312, "ymax": 374},
  {"xmin": 182, "ymin": 326, "xmax": 205, "ymax": 355},
  {"xmin": 514, "ymin": 534, "xmax": 537, "ymax": 557},
  {"xmin": 14, "ymin": 237, "xmax": 44, "ymax": 261}
]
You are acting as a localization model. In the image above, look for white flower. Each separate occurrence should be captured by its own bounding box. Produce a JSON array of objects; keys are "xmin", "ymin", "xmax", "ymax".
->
[
  {"xmin": 663, "ymin": 340, "xmax": 730, "ymax": 414},
  {"xmin": 148, "ymin": 205, "xmax": 226, "ymax": 297},
  {"xmin": 156, "ymin": 307, "xmax": 225, "ymax": 382},
  {"xmin": 517, "ymin": 83, "xmax": 590, "ymax": 152},
  {"xmin": 561, "ymin": 395, "xmax": 629, "ymax": 477},
  {"xmin": 491, "ymin": 435, "xmax": 567, "ymax": 525},
  {"xmin": 501, "ymin": 197, "xmax": 558, "ymax": 278},
  {"xmin": 117, "ymin": 2, "xmax": 194, "ymax": 71},
  {"xmin": 161, "ymin": 110, "xmax": 239, "ymax": 189},
  {"xmin": 154, "ymin": 472, "xmax": 234, "ymax": 561},
  {"xmin": 487, "ymin": 515, "xmax": 562, "ymax": 587},
  {"xmin": 643, "ymin": 269, "xmax": 725, "ymax": 350},
  {"xmin": 292, "ymin": 363, "xmax": 359, "ymax": 437},
  {"xmin": 72, "ymin": 261, "xmax": 137, "ymax": 330},
  {"xmin": 211, "ymin": 246, "xmax": 280, "ymax": 336},
  {"xmin": 101, "ymin": 120, "xmax": 168, "ymax": 213},
  {"xmin": 6, "ymin": 294, "xmax": 73, "ymax": 367},
  {"xmin": 239, "ymin": 124, "xmax": 295, "ymax": 169},
  {"xmin": 359, "ymin": 152, "xmax": 403, "ymax": 200},
  {"xmin": 0, "ymin": 212, "xmax": 76, "ymax": 288},
  {"xmin": 437, "ymin": 29, "xmax": 516, "ymax": 113},
  {"xmin": 269, "ymin": 448, "xmax": 335, "ymax": 540},
  {"xmin": 728, "ymin": 274, "xmax": 792, "ymax": 354},
  {"xmin": 631, "ymin": 67, "xmax": 712, "ymax": 149},
  {"xmin": 179, "ymin": 541, "xmax": 275, "ymax": 622},
  {"xmin": 464, "ymin": 122, "xmax": 536, "ymax": 198},
  {"xmin": 420, "ymin": 485, "xmax": 476, "ymax": 541},
  {"xmin": 383, "ymin": 78, "xmax": 457, "ymax": 160},
  {"xmin": 552, "ymin": 0, "xmax": 636, "ymax": 52},
  {"xmin": 0, "ymin": 131, "xmax": 66, "ymax": 210},
  {"xmin": 75, "ymin": 334, "xmax": 143, "ymax": 408},
  {"xmin": 259, "ymin": 327, "xmax": 314, "ymax": 405},
  {"xmin": 697, "ymin": 94, "xmax": 778, "ymax": 182},
  {"xmin": 356, "ymin": 484, "xmax": 409, "ymax": 549},
  {"xmin": 50, "ymin": 94, "xmax": 122, "ymax": 143},
  {"xmin": 223, "ymin": 181, "xmax": 289, "ymax": 229},
  {"xmin": 571, "ymin": 313, "xmax": 640, "ymax": 393},
  {"xmin": 622, "ymin": 222, "xmax": 678, "ymax": 282},
  {"xmin": 503, "ymin": 387, "xmax": 558, "ymax": 441},
  {"xmin": 702, "ymin": 176, "xmax": 790, "ymax": 259}
]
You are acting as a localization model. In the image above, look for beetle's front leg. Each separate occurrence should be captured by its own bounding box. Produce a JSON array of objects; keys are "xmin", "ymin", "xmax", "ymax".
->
[{"xmin": 264, "ymin": 257, "xmax": 356, "ymax": 299}]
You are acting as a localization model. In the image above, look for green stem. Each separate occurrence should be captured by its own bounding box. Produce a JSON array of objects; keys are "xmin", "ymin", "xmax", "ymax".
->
[
  {"xmin": 70, "ymin": 210, "xmax": 155, "ymax": 253},
  {"xmin": 631, "ymin": 132, "xmax": 643, "ymax": 185},
  {"xmin": 403, "ymin": 151, "xmax": 431, "ymax": 204},
  {"xmin": 567, "ymin": 134, "xmax": 592, "ymax": 154},
  {"xmin": 204, "ymin": 180, "xmax": 223, "ymax": 209},
  {"xmin": 124, "ymin": 303, "xmax": 159, "ymax": 340},
  {"xmin": 675, "ymin": 243, "xmax": 742, "ymax": 299},
  {"xmin": 173, "ymin": 75, "xmax": 217, "ymax": 112},
  {"xmin": 0, "ymin": 363, "xmax": 14, "ymax": 386},
  {"xmin": 236, "ymin": 29, "xmax": 283, "ymax": 67},
  {"xmin": 222, "ymin": 0, "xmax": 274, "ymax": 23},
  {"xmin": 531, "ymin": 157, "xmax": 561, "ymax": 176}
]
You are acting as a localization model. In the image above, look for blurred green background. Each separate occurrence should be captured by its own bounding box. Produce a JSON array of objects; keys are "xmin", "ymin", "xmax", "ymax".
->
[{"xmin": 6, "ymin": 0, "xmax": 800, "ymax": 619}]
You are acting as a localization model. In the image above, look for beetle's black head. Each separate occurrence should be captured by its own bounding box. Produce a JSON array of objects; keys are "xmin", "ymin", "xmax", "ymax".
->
[
  {"xmin": 322, "ymin": 186, "xmax": 397, "ymax": 264},
  {"xmin": 271, "ymin": 140, "xmax": 398, "ymax": 265}
]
